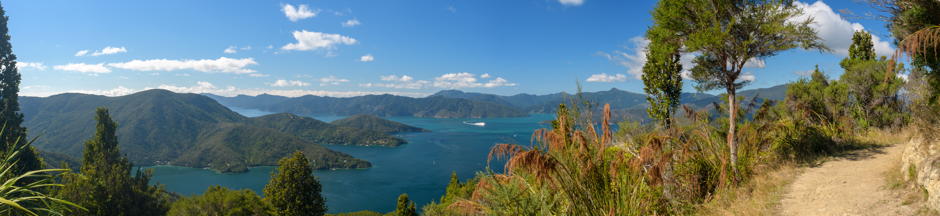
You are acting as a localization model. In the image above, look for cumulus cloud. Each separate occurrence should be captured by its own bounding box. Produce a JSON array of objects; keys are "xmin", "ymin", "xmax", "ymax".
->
[
  {"xmin": 281, "ymin": 30, "xmax": 358, "ymax": 51},
  {"xmin": 792, "ymin": 1, "xmax": 893, "ymax": 57},
  {"xmin": 586, "ymin": 73, "xmax": 628, "ymax": 83},
  {"xmin": 91, "ymin": 46, "xmax": 127, "ymax": 56},
  {"xmin": 360, "ymin": 54, "xmax": 374, "ymax": 62},
  {"xmin": 53, "ymin": 63, "xmax": 111, "ymax": 75},
  {"xmin": 381, "ymin": 75, "xmax": 414, "ymax": 82},
  {"xmin": 108, "ymin": 57, "xmax": 258, "ymax": 74},
  {"xmin": 269, "ymin": 79, "xmax": 311, "ymax": 87},
  {"xmin": 364, "ymin": 75, "xmax": 426, "ymax": 89},
  {"xmin": 342, "ymin": 19, "xmax": 361, "ymax": 27},
  {"xmin": 17, "ymin": 62, "xmax": 46, "ymax": 70},
  {"xmin": 364, "ymin": 73, "xmax": 514, "ymax": 89},
  {"xmin": 74, "ymin": 50, "xmax": 90, "ymax": 57},
  {"xmin": 282, "ymin": 4, "xmax": 316, "ymax": 22},
  {"xmin": 433, "ymin": 72, "xmax": 516, "ymax": 88},
  {"xmin": 319, "ymin": 75, "xmax": 350, "ymax": 86},
  {"xmin": 559, "ymin": 0, "xmax": 584, "ymax": 6}
]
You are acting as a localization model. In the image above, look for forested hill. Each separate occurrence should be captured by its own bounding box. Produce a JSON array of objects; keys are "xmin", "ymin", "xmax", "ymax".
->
[
  {"xmin": 331, "ymin": 114, "xmax": 429, "ymax": 134},
  {"xmin": 20, "ymin": 89, "xmax": 409, "ymax": 173},
  {"xmin": 205, "ymin": 94, "xmax": 528, "ymax": 118}
]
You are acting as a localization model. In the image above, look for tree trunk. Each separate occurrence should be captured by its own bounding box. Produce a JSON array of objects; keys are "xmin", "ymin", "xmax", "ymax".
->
[{"xmin": 727, "ymin": 90, "xmax": 738, "ymax": 181}]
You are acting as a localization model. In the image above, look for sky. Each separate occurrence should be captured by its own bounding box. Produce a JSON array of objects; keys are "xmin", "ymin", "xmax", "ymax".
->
[{"xmin": 5, "ymin": 0, "xmax": 898, "ymax": 98}]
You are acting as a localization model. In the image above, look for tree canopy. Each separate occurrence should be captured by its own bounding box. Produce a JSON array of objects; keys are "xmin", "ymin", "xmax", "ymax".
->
[{"xmin": 263, "ymin": 151, "xmax": 326, "ymax": 216}]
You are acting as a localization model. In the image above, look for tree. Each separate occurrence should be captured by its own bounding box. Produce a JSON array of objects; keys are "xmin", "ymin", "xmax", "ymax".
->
[
  {"xmin": 393, "ymin": 193, "xmax": 416, "ymax": 216},
  {"xmin": 168, "ymin": 185, "xmax": 273, "ymax": 216},
  {"xmin": 263, "ymin": 151, "xmax": 326, "ymax": 216},
  {"xmin": 841, "ymin": 31, "xmax": 905, "ymax": 128},
  {"xmin": 880, "ymin": 0, "xmax": 940, "ymax": 101},
  {"xmin": 650, "ymin": 0, "xmax": 825, "ymax": 175},
  {"xmin": 641, "ymin": 35, "xmax": 683, "ymax": 128},
  {"xmin": 0, "ymin": 0, "xmax": 40, "ymax": 176},
  {"xmin": 57, "ymin": 108, "xmax": 169, "ymax": 216}
]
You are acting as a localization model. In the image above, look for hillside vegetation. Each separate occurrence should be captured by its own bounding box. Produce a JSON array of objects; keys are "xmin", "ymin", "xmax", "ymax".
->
[
  {"xmin": 331, "ymin": 114, "xmax": 429, "ymax": 134},
  {"xmin": 208, "ymin": 94, "xmax": 527, "ymax": 118},
  {"xmin": 20, "ymin": 89, "xmax": 409, "ymax": 172}
]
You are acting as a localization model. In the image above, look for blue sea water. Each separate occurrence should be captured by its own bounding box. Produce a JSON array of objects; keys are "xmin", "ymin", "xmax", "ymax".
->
[{"xmin": 143, "ymin": 109, "xmax": 554, "ymax": 213}]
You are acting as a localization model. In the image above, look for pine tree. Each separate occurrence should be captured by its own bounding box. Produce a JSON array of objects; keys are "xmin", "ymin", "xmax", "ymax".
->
[
  {"xmin": 394, "ymin": 193, "xmax": 417, "ymax": 216},
  {"xmin": 264, "ymin": 151, "xmax": 326, "ymax": 216},
  {"xmin": 0, "ymin": 0, "xmax": 40, "ymax": 176},
  {"xmin": 57, "ymin": 108, "xmax": 169, "ymax": 216}
]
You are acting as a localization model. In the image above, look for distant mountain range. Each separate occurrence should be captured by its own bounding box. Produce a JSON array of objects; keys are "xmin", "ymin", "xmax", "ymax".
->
[
  {"xmin": 21, "ymin": 90, "xmax": 425, "ymax": 173},
  {"xmin": 205, "ymin": 94, "xmax": 527, "ymax": 118},
  {"xmin": 209, "ymin": 84, "xmax": 789, "ymax": 122}
]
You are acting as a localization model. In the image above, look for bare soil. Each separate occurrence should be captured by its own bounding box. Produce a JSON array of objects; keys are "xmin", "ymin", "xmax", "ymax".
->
[{"xmin": 779, "ymin": 144, "xmax": 916, "ymax": 216}]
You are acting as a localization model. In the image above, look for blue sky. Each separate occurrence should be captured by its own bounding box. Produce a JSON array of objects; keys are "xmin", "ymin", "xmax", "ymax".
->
[{"xmin": 6, "ymin": 0, "xmax": 896, "ymax": 97}]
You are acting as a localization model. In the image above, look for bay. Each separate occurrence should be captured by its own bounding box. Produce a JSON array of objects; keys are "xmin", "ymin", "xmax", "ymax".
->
[{"xmin": 143, "ymin": 108, "xmax": 553, "ymax": 213}]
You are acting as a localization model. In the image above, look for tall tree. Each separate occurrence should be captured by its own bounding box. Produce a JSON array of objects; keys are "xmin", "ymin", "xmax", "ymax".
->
[
  {"xmin": 57, "ymin": 108, "xmax": 169, "ymax": 216},
  {"xmin": 841, "ymin": 31, "xmax": 905, "ymax": 128},
  {"xmin": 0, "ymin": 0, "xmax": 40, "ymax": 175},
  {"xmin": 650, "ymin": 0, "xmax": 825, "ymax": 175},
  {"xmin": 263, "ymin": 151, "xmax": 326, "ymax": 216},
  {"xmin": 393, "ymin": 193, "xmax": 417, "ymax": 216},
  {"xmin": 641, "ymin": 37, "xmax": 683, "ymax": 128}
]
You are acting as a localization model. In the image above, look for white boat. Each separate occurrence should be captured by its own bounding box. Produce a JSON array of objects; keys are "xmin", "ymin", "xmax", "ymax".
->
[{"xmin": 463, "ymin": 121, "xmax": 486, "ymax": 127}]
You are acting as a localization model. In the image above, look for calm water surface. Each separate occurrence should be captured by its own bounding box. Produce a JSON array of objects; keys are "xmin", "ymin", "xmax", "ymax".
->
[{"xmin": 144, "ymin": 108, "xmax": 553, "ymax": 213}]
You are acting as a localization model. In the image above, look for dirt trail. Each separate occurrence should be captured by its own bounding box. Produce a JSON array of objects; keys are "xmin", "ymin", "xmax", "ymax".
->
[{"xmin": 779, "ymin": 144, "xmax": 914, "ymax": 216}]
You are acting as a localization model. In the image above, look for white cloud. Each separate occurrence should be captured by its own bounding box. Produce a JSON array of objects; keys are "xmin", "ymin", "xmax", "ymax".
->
[
  {"xmin": 91, "ymin": 46, "xmax": 127, "ymax": 56},
  {"xmin": 32, "ymin": 82, "xmax": 428, "ymax": 98},
  {"xmin": 366, "ymin": 75, "xmax": 427, "ymax": 89},
  {"xmin": 282, "ymin": 4, "xmax": 316, "ymax": 22},
  {"xmin": 600, "ymin": 36, "xmax": 697, "ymax": 80},
  {"xmin": 53, "ymin": 63, "xmax": 111, "ymax": 75},
  {"xmin": 108, "ymin": 57, "xmax": 258, "ymax": 74},
  {"xmin": 342, "ymin": 19, "xmax": 361, "ymax": 27},
  {"xmin": 224, "ymin": 46, "xmax": 238, "ymax": 54},
  {"xmin": 480, "ymin": 73, "xmax": 491, "ymax": 78},
  {"xmin": 586, "ymin": 73, "xmax": 627, "ymax": 83},
  {"xmin": 17, "ymin": 62, "xmax": 46, "ymax": 70},
  {"xmin": 365, "ymin": 73, "xmax": 515, "ymax": 89},
  {"xmin": 360, "ymin": 54, "xmax": 374, "ymax": 62},
  {"xmin": 270, "ymin": 79, "xmax": 311, "ymax": 87},
  {"xmin": 433, "ymin": 72, "xmax": 516, "ymax": 88},
  {"xmin": 224, "ymin": 46, "xmax": 252, "ymax": 54},
  {"xmin": 249, "ymin": 73, "xmax": 270, "ymax": 77},
  {"xmin": 319, "ymin": 75, "xmax": 350, "ymax": 86},
  {"xmin": 744, "ymin": 59, "xmax": 765, "ymax": 68},
  {"xmin": 381, "ymin": 75, "xmax": 414, "ymax": 82},
  {"xmin": 792, "ymin": 1, "xmax": 894, "ymax": 57},
  {"xmin": 74, "ymin": 50, "xmax": 90, "ymax": 57},
  {"xmin": 738, "ymin": 73, "xmax": 756, "ymax": 82},
  {"xmin": 559, "ymin": 0, "xmax": 584, "ymax": 6},
  {"xmin": 281, "ymin": 30, "xmax": 358, "ymax": 51}
]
